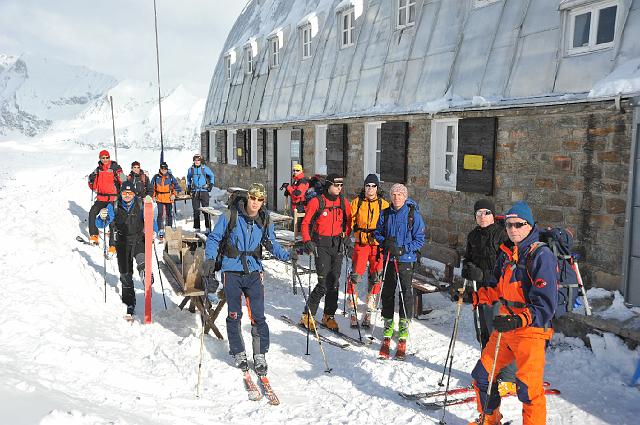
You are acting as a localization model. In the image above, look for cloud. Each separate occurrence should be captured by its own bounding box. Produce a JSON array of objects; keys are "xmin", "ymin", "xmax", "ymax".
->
[{"xmin": 0, "ymin": 0, "xmax": 247, "ymax": 95}]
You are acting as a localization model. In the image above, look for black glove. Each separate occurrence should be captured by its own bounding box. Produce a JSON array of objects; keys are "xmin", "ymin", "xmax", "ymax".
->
[
  {"xmin": 303, "ymin": 240, "xmax": 316, "ymax": 254},
  {"xmin": 290, "ymin": 249, "xmax": 299, "ymax": 262},
  {"xmin": 382, "ymin": 237, "xmax": 396, "ymax": 252},
  {"xmin": 450, "ymin": 281, "xmax": 474, "ymax": 303},
  {"xmin": 493, "ymin": 314, "xmax": 524, "ymax": 332},
  {"xmin": 279, "ymin": 182, "xmax": 289, "ymax": 191},
  {"xmin": 202, "ymin": 258, "xmax": 217, "ymax": 279},
  {"xmin": 462, "ymin": 263, "xmax": 484, "ymax": 282}
]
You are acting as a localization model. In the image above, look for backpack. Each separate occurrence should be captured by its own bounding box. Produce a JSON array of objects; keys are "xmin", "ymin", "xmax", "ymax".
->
[
  {"xmin": 523, "ymin": 227, "xmax": 578, "ymax": 319},
  {"xmin": 304, "ymin": 174, "xmax": 326, "ymax": 202},
  {"xmin": 190, "ymin": 165, "xmax": 212, "ymax": 192},
  {"xmin": 214, "ymin": 190, "xmax": 271, "ymax": 272},
  {"xmin": 90, "ymin": 161, "xmax": 122, "ymax": 193}
]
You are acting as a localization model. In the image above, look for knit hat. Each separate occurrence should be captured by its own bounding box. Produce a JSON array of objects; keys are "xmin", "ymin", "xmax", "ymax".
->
[
  {"xmin": 293, "ymin": 163, "xmax": 303, "ymax": 172},
  {"xmin": 364, "ymin": 174, "xmax": 379, "ymax": 186},
  {"xmin": 160, "ymin": 162, "xmax": 168, "ymax": 169},
  {"xmin": 99, "ymin": 149, "xmax": 110, "ymax": 158},
  {"xmin": 390, "ymin": 183, "xmax": 408, "ymax": 197},
  {"xmin": 473, "ymin": 199, "xmax": 495, "ymax": 214},
  {"xmin": 325, "ymin": 173, "xmax": 344, "ymax": 189},
  {"xmin": 120, "ymin": 181, "xmax": 135, "ymax": 193},
  {"xmin": 193, "ymin": 153, "xmax": 202, "ymax": 161},
  {"xmin": 505, "ymin": 201, "xmax": 534, "ymax": 225},
  {"xmin": 131, "ymin": 161, "xmax": 140, "ymax": 167},
  {"xmin": 248, "ymin": 183, "xmax": 266, "ymax": 199}
]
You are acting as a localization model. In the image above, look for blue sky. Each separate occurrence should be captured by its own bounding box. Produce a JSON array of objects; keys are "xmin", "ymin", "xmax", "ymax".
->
[{"xmin": 0, "ymin": 0, "xmax": 247, "ymax": 95}]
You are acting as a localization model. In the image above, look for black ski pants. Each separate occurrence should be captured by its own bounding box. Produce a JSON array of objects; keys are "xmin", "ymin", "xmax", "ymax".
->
[
  {"xmin": 191, "ymin": 191, "xmax": 211, "ymax": 230},
  {"xmin": 89, "ymin": 200, "xmax": 115, "ymax": 246},
  {"xmin": 157, "ymin": 202, "xmax": 173, "ymax": 230},
  {"xmin": 116, "ymin": 237, "xmax": 145, "ymax": 312},
  {"xmin": 381, "ymin": 260, "xmax": 414, "ymax": 319},
  {"xmin": 307, "ymin": 240, "xmax": 343, "ymax": 316}
]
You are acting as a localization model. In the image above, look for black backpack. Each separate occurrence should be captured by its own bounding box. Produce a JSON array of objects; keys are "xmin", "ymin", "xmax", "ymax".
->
[{"xmin": 214, "ymin": 190, "xmax": 271, "ymax": 272}]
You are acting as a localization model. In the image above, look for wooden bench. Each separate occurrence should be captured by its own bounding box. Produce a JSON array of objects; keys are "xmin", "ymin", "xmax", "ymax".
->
[
  {"xmin": 412, "ymin": 242, "xmax": 461, "ymax": 317},
  {"xmin": 161, "ymin": 226, "xmax": 226, "ymax": 339}
]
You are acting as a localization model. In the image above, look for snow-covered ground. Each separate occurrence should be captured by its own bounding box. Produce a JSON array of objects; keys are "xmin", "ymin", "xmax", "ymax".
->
[{"xmin": 1, "ymin": 137, "xmax": 639, "ymax": 425}]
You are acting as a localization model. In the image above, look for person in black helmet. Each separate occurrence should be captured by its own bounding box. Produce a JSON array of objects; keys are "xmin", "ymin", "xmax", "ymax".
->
[{"xmin": 187, "ymin": 153, "xmax": 215, "ymax": 234}]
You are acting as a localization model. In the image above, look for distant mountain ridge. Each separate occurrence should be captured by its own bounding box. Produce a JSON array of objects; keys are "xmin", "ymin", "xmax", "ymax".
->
[{"xmin": 0, "ymin": 52, "xmax": 204, "ymax": 150}]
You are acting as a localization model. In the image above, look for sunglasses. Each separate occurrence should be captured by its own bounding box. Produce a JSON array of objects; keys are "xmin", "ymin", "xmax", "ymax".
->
[
  {"xmin": 475, "ymin": 210, "xmax": 492, "ymax": 217},
  {"xmin": 122, "ymin": 190, "xmax": 135, "ymax": 196},
  {"xmin": 293, "ymin": 170, "xmax": 301, "ymax": 173},
  {"xmin": 332, "ymin": 183, "xmax": 344, "ymax": 187},
  {"xmin": 132, "ymin": 166, "xmax": 140, "ymax": 169},
  {"xmin": 101, "ymin": 156, "xmax": 110, "ymax": 159},
  {"xmin": 365, "ymin": 184, "xmax": 377, "ymax": 188},
  {"xmin": 506, "ymin": 221, "xmax": 529, "ymax": 229},
  {"xmin": 249, "ymin": 195, "xmax": 265, "ymax": 202},
  {"xmin": 194, "ymin": 158, "xmax": 201, "ymax": 161}
]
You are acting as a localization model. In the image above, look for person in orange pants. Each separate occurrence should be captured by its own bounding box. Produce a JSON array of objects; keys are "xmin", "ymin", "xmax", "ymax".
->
[
  {"xmin": 347, "ymin": 174, "xmax": 389, "ymax": 328},
  {"xmin": 467, "ymin": 201, "xmax": 558, "ymax": 425}
]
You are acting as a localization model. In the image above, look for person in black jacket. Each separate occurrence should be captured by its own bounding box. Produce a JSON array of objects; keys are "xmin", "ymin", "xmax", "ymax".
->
[
  {"xmin": 127, "ymin": 161, "xmax": 153, "ymax": 201},
  {"xmin": 459, "ymin": 198, "xmax": 516, "ymax": 396}
]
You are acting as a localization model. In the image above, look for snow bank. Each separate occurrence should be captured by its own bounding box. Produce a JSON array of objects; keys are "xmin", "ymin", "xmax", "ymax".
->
[{"xmin": 589, "ymin": 58, "xmax": 640, "ymax": 98}]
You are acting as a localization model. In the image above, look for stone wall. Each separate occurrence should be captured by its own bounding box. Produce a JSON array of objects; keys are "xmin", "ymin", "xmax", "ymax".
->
[{"xmin": 204, "ymin": 99, "xmax": 633, "ymax": 290}]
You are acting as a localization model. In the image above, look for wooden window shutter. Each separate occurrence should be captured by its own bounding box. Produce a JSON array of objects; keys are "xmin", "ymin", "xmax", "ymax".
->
[
  {"xmin": 456, "ymin": 117, "xmax": 497, "ymax": 195},
  {"xmin": 291, "ymin": 128, "xmax": 303, "ymax": 168},
  {"xmin": 236, "ymin": 129, "xmax": 245, "ymax": 165},
  {"xmin": 326, "ymin": 124, "xmax": 347, "ymax": 176},
  {"xmin": 216, "ymin": 129, "xmax": 227, "ymax": 164},
  {"xmin": 380, "ymin": 121, "xmax": 409, "ymax": 183},
  {"xmin": 200, "ymin": 131, "xmax": 209, "ymax": 162},
  {"xmin": 257, "ymin": 128, "xmax": 267, "ymax": 169},
  {"xmin": 244, "ymin": 129, "xmax": 252, "ymax": 167}
]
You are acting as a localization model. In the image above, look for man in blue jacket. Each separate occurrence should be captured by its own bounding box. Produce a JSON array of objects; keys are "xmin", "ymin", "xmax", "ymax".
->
[
  {"xmin": 374, "ymin": 183, "xmax": 426, "ymax": 360},
  {"xmin": 187, "ymin": 153, "xmax": 215, "ymax": 233},
  {"xmin": 202, "ymin": 183, "xmax": 294, "ymax": 377}
]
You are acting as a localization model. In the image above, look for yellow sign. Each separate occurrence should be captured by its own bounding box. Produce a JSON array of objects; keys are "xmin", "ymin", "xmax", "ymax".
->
[{"xmin": 463, "ymin": 154, "xmax": 483, "ymax": 171}]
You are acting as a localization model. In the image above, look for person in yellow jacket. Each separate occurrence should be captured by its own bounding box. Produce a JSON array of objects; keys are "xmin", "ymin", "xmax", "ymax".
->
[{"xmin": 347, "ymin": 174, "xmax": 390, "ymax": 328}]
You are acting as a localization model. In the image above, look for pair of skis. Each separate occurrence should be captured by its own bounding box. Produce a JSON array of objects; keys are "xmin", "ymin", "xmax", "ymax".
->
[
  {"xmin": 243, "ymin": 371, "xmax": 280, "ymax": 405},
  {"xmin": 280, "ymin": 315, "xmax": 350, "ymax": 349}
]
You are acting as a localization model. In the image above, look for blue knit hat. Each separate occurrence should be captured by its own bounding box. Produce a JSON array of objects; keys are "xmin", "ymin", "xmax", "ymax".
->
[{"xmin": 505, "ymin": 201, "xmax": 534, "ymax": 225}]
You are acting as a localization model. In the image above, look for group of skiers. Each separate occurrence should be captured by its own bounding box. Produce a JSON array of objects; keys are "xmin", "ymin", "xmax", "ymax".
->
[{"xmin": 86, "ymin": 151, "xmax": 559, "ymax": 424}]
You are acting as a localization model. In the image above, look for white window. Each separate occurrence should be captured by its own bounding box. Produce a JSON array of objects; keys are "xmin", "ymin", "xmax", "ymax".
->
[
  {"xmin": 301, "ymin": 24, "xmax": 312, "ymax": 59},
  {"xmin": 397, "ymin": 0, "xmax": 416, "ymax": 29},
  {"xmin": 341, "ymin": 8, "xmax": 355, "ymax": 48},
  {"xmin": 364, "ymin": 122, "xmax": 384, "ymax": 179},
  {"xmin": 314, "ymin": 124, "xmax": 327, "ymax": 175},
  {"xmin": 224, "ymin": 55, "xmax": 232, "ymax": 79},
  {"xmin": 269, "ymin": 36, "xmax": 280, "ymax": 68},
  {"xmin": 566, "ymin": 1, "xmax": 618, "ymax": 55},
  {"xmin": 227, "ymin": 131, "xmax": 237, "ymax": 165},
  {"xmin": 472, "ymin": 0, "xmax": 500, "ymax": 8},
  {"xmin": 209, "ymin": 130, "xmax": 217, "ymax": 163},
  {"xmin": 245, "ymin": 45, "xmax": 254, "ymax": 74},
  {"xmin": 430, "ymin": 118, "xmax": 459, "ymax": 191},
  {"xmin": 250, "ymin": 128, "xmax": 258, "ymax": 168}
]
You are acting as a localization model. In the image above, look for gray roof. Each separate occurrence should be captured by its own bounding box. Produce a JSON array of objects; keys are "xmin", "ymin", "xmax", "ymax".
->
[{"xmin": 203, "ymin": 0, "xmax": 640, "ymax": 128}]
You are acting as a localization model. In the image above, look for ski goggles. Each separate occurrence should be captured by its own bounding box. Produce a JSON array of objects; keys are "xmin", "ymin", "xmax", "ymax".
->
[
  {"xmin": 506, "ymin": 221, "xmax": 529, "ymax": 229},
  {"xmin": 121, "ymin": 190, "xmax": 135, "ymax": 196},
  {"xmin": 475, "ymin": 209, "xmax": 493, "ymax": 217}
]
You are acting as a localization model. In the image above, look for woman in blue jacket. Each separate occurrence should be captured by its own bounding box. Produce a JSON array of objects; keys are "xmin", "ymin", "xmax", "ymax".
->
[
  {"xmin": 374, "ymin": 183, "xmax": 426, "ymax": 359},
  {"xmin": 202, "ymin": 183, "xmax": 293, "ymax": 378}
]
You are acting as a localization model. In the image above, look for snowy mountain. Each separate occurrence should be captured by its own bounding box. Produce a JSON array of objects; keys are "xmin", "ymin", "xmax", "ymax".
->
[{"xmin": 0, "ymin": 53, "xmax": 204, "ymax": 150}]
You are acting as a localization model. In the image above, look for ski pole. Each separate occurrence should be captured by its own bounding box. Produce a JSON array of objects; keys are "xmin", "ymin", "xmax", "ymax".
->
[
  {"xmin": 195, "ymin": 306, "xmax": 206, "ymax": 398},
  {"xmin": 479, "ymin": 332, "xmax": 502, "ymax": 425},
  {"xmin": 368, "ymin": 252, "xmax": 391, "ymax": 341},
  {"xmin": 152, "ymin": 238, "xmax": 168, "ymax": 309},
  {"xmin": 306, "ymin": 255, "xmax": 312, "ymax": 355},
  {"xmin": 471, "ymin": 279, "xmax": 483, "ymax": 348},
  {"xmin": 394, "ymin": 259, "xmax": 409, "ymax": 324},
  {"xmin": 571, "ymin": 261, "xmax": 591, "ymax": 316},
  {"xmin": 102, "ymin": 227, "xmax": 107, "ymax": 303},
  {"xmin": 293, "ymin": 258, "xmax": 332, "ymax": 373},
  {"xmin": 438, "ymin": 281, "xmax": 468, "ymax": 424},
  {"xmin": 342, "ymin": 249, "xmax": 348, "ymax": 316},
  {"xmin": 172, "ymin": 200, "xmax": 177, "ymax": 230},
  {"xmin": 438, "ymin": 280, "xmax": 467, "ymax": 387}
]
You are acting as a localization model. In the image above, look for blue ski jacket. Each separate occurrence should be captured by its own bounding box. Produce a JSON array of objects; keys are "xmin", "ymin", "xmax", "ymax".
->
[
  {"xmin": 187, "ymin": 165, "xmax": 215, "ymax": 192},
  {"xmin": 205, "ymin": 211, "xmax": 290, "ymax": 273},
  {"xmin": 374, "ymin": 198, "xmax": 426, "ymax": 263}
]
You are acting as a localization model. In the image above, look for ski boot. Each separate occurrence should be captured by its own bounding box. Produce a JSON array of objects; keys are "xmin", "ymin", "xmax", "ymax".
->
[
  {"xmin": 322, "ymin": 314, "xmax": 339, "ymax": 331},
  {"xmin": 299, "ymin": 312, "xmax": 316, "ymax": 331},
  {"xmin": 234, "ymin": 352, "xmax": 249, "ymax": 372},
  {"xmin": 468, "ymin": 409, "xmax": 502, "ymax": 425},
  {"xmin": 395, "ymin": 339, "xmax": 407, "ymax": 360},
  {"xmin": 361, "ymin": 311, "xmax": 371, "ymax": 328},
  {"xmin": 253, "ymin": 354, "xmax": 268, "ymax": 377},
  {"xmin": 107, "ymin": 246, "xmax": 117, "ymax": 258},
  {"xmin": 379, "ymin": 337, "xmax": 391, "ymax": 359},
  {"xmin": 89, "ymin": 235, "xmax": 99, "ymax": 245},
  {"xmin": 349, "ymin": 313, "xmax": 359, "ymax": 328},
  {"xmin": 382, "ymin": 318, "xmax": 394, "ymax": 338}
]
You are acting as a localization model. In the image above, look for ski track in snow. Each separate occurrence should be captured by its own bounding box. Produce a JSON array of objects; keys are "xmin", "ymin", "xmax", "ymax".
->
[{"xmin": 0, "ymin": 141, "xmax": 638, "ymax": 425}]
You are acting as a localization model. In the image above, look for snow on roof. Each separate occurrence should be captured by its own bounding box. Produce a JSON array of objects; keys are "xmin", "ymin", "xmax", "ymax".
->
[{"xmin": 203, "ymin": 0, "xmax": 640, "ymax": 128}]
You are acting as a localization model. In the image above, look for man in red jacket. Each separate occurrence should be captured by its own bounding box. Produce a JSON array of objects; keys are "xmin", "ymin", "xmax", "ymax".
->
[
  {"xmin": 299, "ymin": 173, "xmax": 351, "ymax": 331},
  {"xmin": 87, "ymin": 149, "xmax": 126, "ymax": 254},
  {"xmin": 283, "ymin": 164, "xmax": 310, "ymax": 213}
]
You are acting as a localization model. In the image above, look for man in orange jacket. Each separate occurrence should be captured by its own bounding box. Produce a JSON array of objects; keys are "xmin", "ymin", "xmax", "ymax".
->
[
  {"xmin": 299, "ymin": 173, "xmax": 351, "ymax": 332},
  {"xmin": 151, "ymin": 162, "xmax": 181, "ymax": 240},
  {"xmin": 467, "ymin": 201, "xmax": 558, "ymax": 425},
  {"xmin": 347, "ymin": 174, "xmax": 389, "ymax": 328}
]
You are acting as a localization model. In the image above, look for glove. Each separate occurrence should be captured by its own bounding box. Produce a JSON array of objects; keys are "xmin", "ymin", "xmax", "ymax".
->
[
  {"xmin": 205, "ymin": 276, "xmax": 220, "ymax": 304},
  {"xmin": 493, "ymin": 314, "xmax": 524, "ymax": 332},
  {"xmin": 279, "ymin": 182, "xmax": 289, "ymax": 191},
  {"xmin": 342, "ymin": 236, "xmax": 353, "ymax": 251},
  {"xmin": 382, "ymin": 237, "xmax": 396, "ymax": 252},
  {"xmin": 303, "ymin": 240, "xmax": 316, "ymax": 254},
  {"xmin": 99, "ymin": 208, "xmax": 109, "ymax": 220},
  {"xmin": 283, "ymin": 190, "xmax": 290, "ymax": 197},
  {"xmin": 290, "ymin": 249, "xmax": 299, "ymax": 262},
  {"xmin": 462, "ymin": 263, "xmax": 484, "ymax": 282},
  {"xmin": 202, "ymin": 258, "xmax": 217, "ymax": 279}
]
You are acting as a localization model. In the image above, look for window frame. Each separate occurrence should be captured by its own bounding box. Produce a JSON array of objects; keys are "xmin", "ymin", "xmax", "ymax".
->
[
  {"xmin": 301, "ymin": 24, "xmax": 312, "ymax": 59},
  {"xmin": 314, "ymin": 124, "xmax": 327, "ymax": 175},
  {"xmin": 566, "ymin": 0, "xmax": 619, "ymax": 55},
  {"xmin": 364, "ymin": 121, "xmax": 385, "ymax": 180},
  {"xmin": 268, "ymin": 36, "xmax": 280, "ymax": 69},
  {"xmin": 429, "ymin": 118, "xmax": 459, "ymax": 192},
  {"xmin": 250, "ymin": 128, "xmax": 258, "ymax": 168},
  {"xmin": 340, "ymin": 8, "xmax": 356, "ymax": 48},
  {"xmin": 396, "ymin": 0, "xmax": 417, "ymax": 29},
  {"xmin": 244, "ymin": 45, "xmax": 254, "ymax": 74},
  {"xmin": 227, "ymin": 131, "xmax": 237, "ymax": 165},
  {"xmin": 224, "ymin": 55, "xmax": 232, "ymax": 80}
]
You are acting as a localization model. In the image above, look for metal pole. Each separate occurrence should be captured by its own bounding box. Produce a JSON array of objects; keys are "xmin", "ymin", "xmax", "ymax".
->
[
  {"xmin": 368, "ymin": 252, "xmax": 391, "ymax": 341},
  {"xmin": 109, "ymin": 96, "xmax": 118, "ymax": 163},
  {"xmin": 152, "ymin": 239, "xmax": 168, "ymax": 309},
  {"xmin": 152, "ymin": 0, "xmax": 165, "ymax": 164},
  {"xmin": 479, "ymin": 333, "xmax": 502, "ymax": 425}
]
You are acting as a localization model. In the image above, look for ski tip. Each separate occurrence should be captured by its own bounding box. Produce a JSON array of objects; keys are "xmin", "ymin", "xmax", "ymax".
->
[{"xmin": 324, "ymin": 368, "xmax": 332, "ymax": 374}]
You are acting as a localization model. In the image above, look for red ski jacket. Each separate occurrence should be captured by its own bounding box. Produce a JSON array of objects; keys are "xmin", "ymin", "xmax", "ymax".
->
[
  {"xmin": 286, "ymin": 173, "xmax": 310, "ymax": 210},
  {"xmin": 88, "ymin": 160, "xmax": 125, "ymax": 202},
  {"xmin": 301, "ymin": 194, "xmax": 351, "ymax": 241}
]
